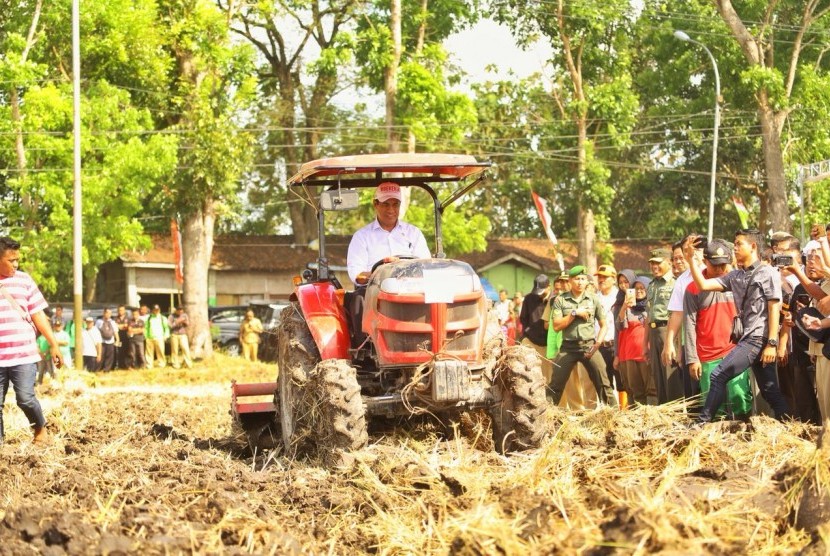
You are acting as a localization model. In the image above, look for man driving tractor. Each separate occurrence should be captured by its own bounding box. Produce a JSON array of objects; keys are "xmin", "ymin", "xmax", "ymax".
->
[
  {"xmin": 346, "ymin": 182, "xmax": 432, "ymax": 348},
  {"xmin": 231, "ymin": 153, "xmax": 548, "ymax": 458},
  {"xmin": 346, "ymin": 182, "xmax": 431, "ymax": 285}
]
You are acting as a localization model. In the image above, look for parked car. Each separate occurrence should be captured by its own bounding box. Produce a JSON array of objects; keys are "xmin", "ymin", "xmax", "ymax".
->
[
  {"xmin": 210, "ymin": 301, "xmax": 289, "ymax": 358},
  {"xmin": 209, "ymin": 305, "xmax": 248, "ymax": 356}
]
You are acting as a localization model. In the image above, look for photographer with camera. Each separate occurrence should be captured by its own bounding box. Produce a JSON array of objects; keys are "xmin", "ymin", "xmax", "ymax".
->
[
  {"xmin": 785, "ymin": 238, "xmax": 830, "ymax": 421},
  {"xmin": 769, "ymin": 236, "xmax": 820, "ymax": 423},
  {"xmin": 775, "ymin": 242, "xmax": 822, "ymax": 423},
  {"xmin": 683, "ymin": 229, "xmax": 790, "ymax": 425}
]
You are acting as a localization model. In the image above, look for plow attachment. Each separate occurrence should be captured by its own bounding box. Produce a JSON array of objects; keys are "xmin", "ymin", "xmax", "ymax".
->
[{"xmin": 231, "ymin": 381, "xmax": 281, "ymax": 451}]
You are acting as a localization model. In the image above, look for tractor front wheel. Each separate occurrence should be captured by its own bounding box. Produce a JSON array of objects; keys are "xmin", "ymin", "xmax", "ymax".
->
[
  {"xmin": 308, "ymin": 359, "xmax": 368, "ymax": 463},
  {"xmin": 489, "ymin": 344, "xmax": 548, "ymax": 453},
  {"xmin": 278, "ymin": 303, "xmax": 320, "ymax": 456}
]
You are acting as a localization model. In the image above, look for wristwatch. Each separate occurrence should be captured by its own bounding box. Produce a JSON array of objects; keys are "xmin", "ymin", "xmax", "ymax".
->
[
  {"xmin": 571, "ymin": 310, "xmax": 578, "ymax": 318},
  {"xmin": 766, "ymin": 338, "xmax": 779, "ymax": 347}
]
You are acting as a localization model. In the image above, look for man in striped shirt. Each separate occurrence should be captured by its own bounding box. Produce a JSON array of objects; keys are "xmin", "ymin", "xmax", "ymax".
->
[{"xmin": 0, "ymin": 237, "xmax": 63, "ymax": 445}]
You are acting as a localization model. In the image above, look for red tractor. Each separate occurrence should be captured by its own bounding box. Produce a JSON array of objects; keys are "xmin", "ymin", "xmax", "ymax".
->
[{"xmin": 232, "ymin": 153, "xmax": 548, "ymax": 460}]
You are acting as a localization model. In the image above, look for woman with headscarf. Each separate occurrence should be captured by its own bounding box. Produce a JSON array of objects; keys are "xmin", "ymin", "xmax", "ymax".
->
[{"xmin": 613, "ymin": 270, "xmax": 655, "ymax": 405}]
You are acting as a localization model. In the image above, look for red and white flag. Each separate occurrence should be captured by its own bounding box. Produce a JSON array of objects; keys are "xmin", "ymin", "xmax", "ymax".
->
[
  {"xmin": 531, "ymin": 191, "xmax": 557, "ymax": 246},
  {"xmin": 732, "ymin": 195, "xmax": 749, "ymax": 229},
  {"xmin": 171, "ymin": 219, "xmax": 184, "ymax": 284}
]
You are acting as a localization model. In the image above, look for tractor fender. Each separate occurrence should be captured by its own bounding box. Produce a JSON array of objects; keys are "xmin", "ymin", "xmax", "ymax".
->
[{"xmin": 294, "ymin": 281, "xmax": 350, "ymax": 360}]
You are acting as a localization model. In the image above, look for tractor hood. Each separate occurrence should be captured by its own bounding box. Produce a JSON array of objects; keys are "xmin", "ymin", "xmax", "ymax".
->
[{"xmin": 370, "ymin": 259, "xmax": 483, "ymax": 304}]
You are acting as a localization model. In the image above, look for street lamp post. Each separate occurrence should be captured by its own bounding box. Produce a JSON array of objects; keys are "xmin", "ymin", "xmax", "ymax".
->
[{"xmin": 674, "ymin": 30, "xmax": 721, "ymax": 242}]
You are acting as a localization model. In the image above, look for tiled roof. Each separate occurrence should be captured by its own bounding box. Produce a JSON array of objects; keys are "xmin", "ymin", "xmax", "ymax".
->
[
  {"xmin": 123, "ymin": 234, "xmax": 669, "ymax": 274},
  {"xmin": 456, "ymin": 238, "xmax": 669, "ymax": 273},
  {"xmin": 122, "ymin": 234, "xmax": 350, "ymax": 271}
]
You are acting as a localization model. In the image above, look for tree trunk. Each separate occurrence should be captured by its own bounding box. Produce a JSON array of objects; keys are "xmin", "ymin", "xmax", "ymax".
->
[
  {"xmin": 576, "ymin": 116, "xmax": 596, "ymax": 274},
  {"xmin": 10, "ymin": 89, "xmax": 35, "ymax": 227},
  {"xmin": 556, "ymin": 0, "xmax": 596, "ymax": 274},
  {"xmin": 759, "ymin": 101, "xmax": 790, "ymax": 234},
  {"xmin": 279, "ymin": 69, "xmax": 315, "ymax": 245},
  {"xmin": 84, "ymin": 270, "xmax": 97, "ymax": 303},
  {"xmin": 385, "ymin": 0, "xmax": 402, "ymax": 153},
  {"xmin": 715, "ymin": 0, "xmax": 796, "ymax": 234},
  {"xmin": 415, "ymin": 0, "xmax": 428, "ymax": 54},
  {"xmin": 182, "ymin": 204, "xmax": 215, "ymax": 359},
  {"xmin": 9, "ymin": 0, "xmax": 43, "ymax": 230}
]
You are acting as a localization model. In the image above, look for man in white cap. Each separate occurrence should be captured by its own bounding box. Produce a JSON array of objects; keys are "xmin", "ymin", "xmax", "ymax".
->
[
  {"xmin": 345, "ymin": 182, "xmax": 431, "ymax": 348},
  {"xmin": 346, "ymin": 182, "xmax": 430, "ymax": 285}
]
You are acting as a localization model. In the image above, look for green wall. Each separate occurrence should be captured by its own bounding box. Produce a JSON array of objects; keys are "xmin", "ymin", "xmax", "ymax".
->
[{"xmin": 483, "ymin": 264, "xmax": 546, "ymax": 298}]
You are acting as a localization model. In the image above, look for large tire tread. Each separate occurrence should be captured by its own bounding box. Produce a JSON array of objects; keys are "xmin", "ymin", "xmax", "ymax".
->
[
  {"xmin": 489, "ymin": 344, "xmax": 549, "ymax": 453},
  {"xmin": 278, "ymin": 303, "xmax": 320, "ymax": 455},
  {"xmin": 311, "ymin": 359, "xmax": 368, "ymax": 456}
]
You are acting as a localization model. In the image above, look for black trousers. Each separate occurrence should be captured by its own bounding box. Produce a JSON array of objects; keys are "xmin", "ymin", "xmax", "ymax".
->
[
  {"xmin": 548, "ymin": 344, "xmax": 618, "ymax": 407},
  {"xmin": 598, "ymin": 343, "xmax": 619, "ymax": 391},
  {"xmin": 699, "ymin": 336, "xmax": 790, "ymax": 422},
  {"xmin": 129, "ymin": 337, "xmax": 146, "ymax": 369},
  {"xmin": 345, "ymin": 288, "xmax": 367, "ymax": 349},
  {"xmin": 100, "ymin": 343, "xmax": 116, "ymax": 371},
  {"xmin": 84, "ymin": 355, "xmax": 99, "ymax": 372}
]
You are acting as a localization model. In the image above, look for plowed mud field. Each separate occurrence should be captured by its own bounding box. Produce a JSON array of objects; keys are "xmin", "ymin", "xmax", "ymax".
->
[{"xmin": 1, "ymin": 355, "xmax": 828, "ymax": 555}]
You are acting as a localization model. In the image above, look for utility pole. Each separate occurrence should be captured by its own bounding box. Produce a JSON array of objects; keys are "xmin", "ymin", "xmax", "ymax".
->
[{"xmin": 72, "ymin": 0, "xmax": 84, "ymax": 370}]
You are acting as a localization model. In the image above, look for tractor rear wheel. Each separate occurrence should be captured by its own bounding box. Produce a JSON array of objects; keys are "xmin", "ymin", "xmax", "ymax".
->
[
  {"xmin": 278, "ymin": 303, "xmax": 320, "ymax": 455},
  {"xmin": 489, "ymin": 344, "xmax": 548, "ymax": 453},
  {"xmin": 308, "ymin": 359, "xmax": 368, "ymax": 463}
]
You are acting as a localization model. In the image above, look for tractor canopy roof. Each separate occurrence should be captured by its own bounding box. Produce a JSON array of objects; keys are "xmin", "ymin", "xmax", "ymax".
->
[{"xmin": 288, "ymin": 153, "xmax": 490, "ymax": 187}]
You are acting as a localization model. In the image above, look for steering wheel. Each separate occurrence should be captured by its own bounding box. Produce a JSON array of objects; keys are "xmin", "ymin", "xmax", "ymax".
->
[{"xmin": 370, "ymin": 255, "xmax": 417, "ymax": 274}]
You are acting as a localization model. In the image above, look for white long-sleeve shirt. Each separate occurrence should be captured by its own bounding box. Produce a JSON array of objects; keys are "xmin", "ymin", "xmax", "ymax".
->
[{"xmin": 346, "ymin": 219, "xmax": 431, "ymax": 283}]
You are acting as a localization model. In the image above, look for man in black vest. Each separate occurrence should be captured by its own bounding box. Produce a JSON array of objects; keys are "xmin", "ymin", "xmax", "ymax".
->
[{"xmin": 519, "ymin": 274, "xmax": 552, "ymax": 381}]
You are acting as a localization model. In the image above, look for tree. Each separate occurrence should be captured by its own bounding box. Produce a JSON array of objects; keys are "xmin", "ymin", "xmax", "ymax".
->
[
  {"xmin": 492, "ymin": 0, "xmax": 638, "ymax": 272},
  {"xmin": 0, "ymin": 0, "xmax": 177, "ymax": 297},
  {"xmin": 154, "ymin": 0, "xmax": 256, "ymax": 356},
  {"xmin": 218, "ymin": 0, "xmax": 361, "ymax": 244},
  {"xmin": 354, "ymin": 0, "xmax": 479, "ymax": 152},
  {"xmin": 621, "ymin": 0, "xmax": 830, "ymax": 237},
  {"xmin": 714, "ymin": 0, "xmax": 830, "ymax": 233}
]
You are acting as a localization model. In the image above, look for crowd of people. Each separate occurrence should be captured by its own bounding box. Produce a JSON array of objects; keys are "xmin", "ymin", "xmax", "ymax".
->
[
  {"xmin": 38, "ymin": 303, "xmax": 195, "ymax": 374},
  {"xmin": 506, "ymin": 224, "xmax": 830, "ymax": 425}
]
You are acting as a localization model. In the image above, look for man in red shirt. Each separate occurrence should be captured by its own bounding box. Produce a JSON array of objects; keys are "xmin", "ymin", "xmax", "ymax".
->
[{"xmin": 683, "ymin": 239, "xmax": 751, "ymax": 417}]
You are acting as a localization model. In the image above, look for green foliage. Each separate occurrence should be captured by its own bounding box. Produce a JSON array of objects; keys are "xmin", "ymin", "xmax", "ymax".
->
[
  {"xmin": 308, "ymin": 33, "xmax": 356, "ymax": 75},
  {"xmin": 397, "ymin": 45, "xmax": 478, "ymax": 146},
  {"xmin": 405, "ymin": 203, "xmax": 491, "ymax": 257},
  {"xmin": 741, "ymin": 66, "xmax": 788, "ymax": 111},
  {"xmin": 806, "ymin": 180, "xmax": 830, "ymax": 228},
  {"xmin": 354, "ymin": 24, "xmax": 393, "ymax": 90},
  {"xmin": 486, "ymin": 0, "xmax": 639, "ymax": 245},
  {"xmin": 353, "ymin": 0, "xmax": 480, "ymax": 150},
  {"xmin": 0, "ymin": 80, "xmax": 176, "ymax": 297},
  {"xmin": 154, "ymin": 0, "xmax": 257, "ymax": 218}
]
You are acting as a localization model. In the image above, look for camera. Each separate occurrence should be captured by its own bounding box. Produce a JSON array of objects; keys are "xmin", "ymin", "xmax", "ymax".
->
[
  {"xmin": 772, "ymin": 253, "xmax": 793, "ymax": 268},
  {"xmin": 692, "ymin": 236, "xmax": 708, "ymax": 250},
  {"xmin": 796, "ymin": 294, "xmax": 811, "ymax": 307}
]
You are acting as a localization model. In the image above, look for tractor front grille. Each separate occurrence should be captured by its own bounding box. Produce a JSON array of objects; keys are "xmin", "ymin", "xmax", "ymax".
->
[
  {"xmin": 379, "ymin": 300, "xmax": 431, "ymax": 323},
  {"xmin": 443, "ymin": 331, "xmax": 477, "ymax": 352},
  {"xmin": 383, "ymin": 332, "xmax": 432, "ymax": 353},
  {"xmin": 447, "ymin": 299, "xmax": 479, "ymax": 321},
  {"xmin": 374, "ymin": 292, "xmax": 484, "ymax": 364}
]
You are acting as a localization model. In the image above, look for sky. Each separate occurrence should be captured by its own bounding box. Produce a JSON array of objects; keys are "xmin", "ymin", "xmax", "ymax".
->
[
  {"xmin": 331, "ymin": 18, "xmax": 552, "ymax": 113},
  {"xmin": 444, "ymin": 18, "xmax": 553, "ymax": 86}
]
